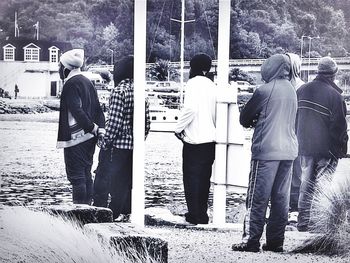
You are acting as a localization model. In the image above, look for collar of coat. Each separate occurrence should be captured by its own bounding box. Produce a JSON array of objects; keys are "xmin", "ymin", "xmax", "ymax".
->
[{"xmin": 315, "ymin": 75, "xmax": 343, "ymax": 94}]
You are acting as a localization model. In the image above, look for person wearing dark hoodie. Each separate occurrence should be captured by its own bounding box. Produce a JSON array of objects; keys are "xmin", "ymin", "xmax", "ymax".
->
[
  {"xmin": 57, "ymin": 49, "xmax": 106, "ymax": 204},
  {"xmin": 93, "ymin": 55, "xmax": 151, "ymax": 222},
  {"xmin": 232, "ymin": 54, "xmax": 298, "ymax": 253},
  {"xmin": 296, "ymin": 56, "xmax": 348, "ymax": 232}
]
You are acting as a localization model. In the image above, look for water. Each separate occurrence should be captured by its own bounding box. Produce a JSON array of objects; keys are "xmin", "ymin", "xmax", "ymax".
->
[{"xmin": 0, "ymin": 121, "xmax": 246, "ymax": 221}]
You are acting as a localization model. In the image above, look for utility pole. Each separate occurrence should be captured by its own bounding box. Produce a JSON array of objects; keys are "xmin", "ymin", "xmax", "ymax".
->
[
  {"xmin": 33, "ymin": 21, "xmax": 39, "ymax": 40},
  {"xmin": 171, "ymin": 0, "xmax": 195, "ymax": 107},
  {"xmin": 15, "ymin": 11, "xmax": 19, "ymax": 37},
  {"xmin": 307, "ymin": 36, "xmax": 320, "ymax": 82}
]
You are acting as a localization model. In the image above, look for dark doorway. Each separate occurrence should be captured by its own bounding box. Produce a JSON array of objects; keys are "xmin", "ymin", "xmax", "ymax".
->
[{"xmin": 50, "ymin": 81, "xmax": 57, "ymax": 96}]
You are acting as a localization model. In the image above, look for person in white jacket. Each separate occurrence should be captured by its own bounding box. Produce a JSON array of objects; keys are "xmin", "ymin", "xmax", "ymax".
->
[{"xmin": 175, "ymin": 53, "xmax": 216, "ymax": 225}]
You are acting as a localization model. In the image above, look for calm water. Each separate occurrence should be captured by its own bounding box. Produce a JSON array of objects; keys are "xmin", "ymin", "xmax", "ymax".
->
[{"xmin": 0, "ymin": 121, "xmax": 246, "ymax": 220}]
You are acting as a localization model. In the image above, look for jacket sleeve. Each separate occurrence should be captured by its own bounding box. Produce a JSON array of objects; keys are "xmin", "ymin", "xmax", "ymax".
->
[
  {"xmin": 105, "ymin": 90, "xmax": 125, "ymax": 144},
  {"xmin": 239, "ymin": 88, "xmax": 264, "ymax": 128},
  {"xmin": 65, "ymin": 85, "xmax": 95, "ymax": 133},
  {"xmin": 93, "ymin": 88, "xmax": 106, "ymax": 129},
  {"xmin": 329, "ymin": 97, "xmax": 348, "ymax": 158},
  {"xmin": 174, "ymin": 84, "xmax": 195, "ymax": 133}
]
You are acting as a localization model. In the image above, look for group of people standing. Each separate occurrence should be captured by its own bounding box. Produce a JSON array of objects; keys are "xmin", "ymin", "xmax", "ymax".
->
[
  {"xmin": 174, "ymin": 52, "xmax": 348, "ymax": 253},
  {"xmin": 56, "ymin": 48, "xmax": 348, "ymax": 252},
  {"xmin": 57, "ymin": 49, "xmax": 149, "ymax": 222}
]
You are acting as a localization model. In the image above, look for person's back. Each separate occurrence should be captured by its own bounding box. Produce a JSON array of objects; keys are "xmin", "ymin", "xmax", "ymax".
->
[
  {"xmin": 296, "ymin": 75, "xmax": 347, "ymax": 158},
  {"xmin": 233, "ymin": 54, "xmax": 298, "ymax": 253},
  {"xmin": 296, "ymin": 56, "xmax": 348, "ymax": 232},
  {"xmin": 181, "ymin": 75, "xmax": 216, "ymax": 144},
  {"xmin": 240, "ymin": 55, "xmax": 298, "ymax": 161}
]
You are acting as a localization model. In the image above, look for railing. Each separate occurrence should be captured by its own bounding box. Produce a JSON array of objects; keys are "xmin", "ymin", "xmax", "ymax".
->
[{"xmin": 86, "ymin": 57, "xmax": 350, "ymax": 72}]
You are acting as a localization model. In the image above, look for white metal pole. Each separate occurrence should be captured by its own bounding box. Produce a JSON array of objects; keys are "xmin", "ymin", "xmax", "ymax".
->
[
  {"xmin": 308, "ymin": 37, "xmax": 311, "ymax": 82},
  {"xmin": 37, "ymin": 21, "xmax": 39, "ymax": 40},
  {"xmin": 131, "ymin": 0, "xmax": 147, "ymax": 226},
  {"xmin": 180, "ymin": 0, "xmax": 185, "ymax": 107},
  {"xmin": 213, "ymin": 0, "xmax": 231, "ymax": 225}
]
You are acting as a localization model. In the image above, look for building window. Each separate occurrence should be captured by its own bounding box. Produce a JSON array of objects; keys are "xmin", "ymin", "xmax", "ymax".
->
[
  {"xmin": 3, "ymin": 44, "xmax": 15, "ymax": 61},
  {"xmin": 23, "ymin": 43, "xmax": 40, "ymax": 62},
  {"xmin": 49, "ymin": 46, "xmax": 59, "ymax": 63}
]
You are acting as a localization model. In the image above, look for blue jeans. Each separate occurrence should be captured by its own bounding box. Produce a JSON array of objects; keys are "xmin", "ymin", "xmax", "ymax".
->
[
  {"xmin": 93, "ymin": 147, "xmax": 133, "ymax": 219},
  {"xmin": 289, "ymin": 156, "xmax": 302, "ymax": 212},
  {"xmin": 182, "ymin": 142, "xmax": 215, "ymax": 224},
  {"xmin": 242, "ymin": 160, "xmax": 293, "ymax": 248},
  {"xmin": 297, "ymin": 155, "xmax": 338, "ymax": 230},
  {"xmin": 64, "ymin": 138, "xmax": 96, "ymax": 204}
]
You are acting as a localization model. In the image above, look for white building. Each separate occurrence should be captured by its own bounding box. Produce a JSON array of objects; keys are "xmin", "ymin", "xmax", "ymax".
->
[{"xmin": 0, "ymin": 38, "xmax": 72, "ymax": 98}]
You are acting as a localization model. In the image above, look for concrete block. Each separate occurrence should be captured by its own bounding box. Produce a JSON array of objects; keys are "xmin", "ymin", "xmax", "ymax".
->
[
  {"xmin": 85, "ymin": 223, "xmax": 168, "ymax": 263},
  {"xmin": 38, "ymin": 204, "xmax": 113, "ymax": 224}
]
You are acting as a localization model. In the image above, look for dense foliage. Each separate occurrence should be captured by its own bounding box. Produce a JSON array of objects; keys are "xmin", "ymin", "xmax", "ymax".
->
[{"xmin": 0, "ymin": 0, "xmax": 349, "ymax": 64}]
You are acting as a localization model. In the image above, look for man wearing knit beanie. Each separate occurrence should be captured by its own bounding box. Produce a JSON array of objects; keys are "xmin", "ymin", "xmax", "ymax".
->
[
  {"xmin": 296, "ymin": 56, "xmax": 348, "ymax": 232},
  {"xmin": 175, "ymin": 53, "xmax": 216, "ymax": 225},
  {"xmin": 57, "ymin": 48, "xmax": 106, "ymax": 204}
]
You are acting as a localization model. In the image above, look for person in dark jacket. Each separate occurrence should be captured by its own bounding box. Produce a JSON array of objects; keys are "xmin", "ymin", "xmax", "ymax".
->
[
  {"xmin": 93, "ymin": 55, "xmax": 151, "ymax": 222},
  {"xmin": 286, "ymin": 53, "xmax": 304, "ymax": 222},
  {"xmin": 296, "ymin": 56, "xmax": 348, "ymax": 232},
  {"xmin": 57, "ymin": 49, "xmax": 105, "ymax": 204},
  {"xmin": 232, "ymin": 54, "xmax": 298, "ymax": 253}
]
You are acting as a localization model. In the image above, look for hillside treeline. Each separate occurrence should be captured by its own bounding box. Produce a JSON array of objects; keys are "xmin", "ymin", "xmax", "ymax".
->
[{"xmin": 0, "ymin": 0, "xmax": 349, "ymax": 63}]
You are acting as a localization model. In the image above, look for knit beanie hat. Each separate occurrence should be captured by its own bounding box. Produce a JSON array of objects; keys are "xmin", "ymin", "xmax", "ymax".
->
[
  {"xmin": 318, "ymin": 56, "xmax": 338, "ymax": 76},
  {"xmin": 60, "ymin": 49, "xmax": 84, "ymax": 70},
  {"xmin": 113, "ymin": 55, "xmax": 134, "ymax": 85},
  {"xmin": 190, "ymin": 53, "xmax": 212, "ymax": 73}
]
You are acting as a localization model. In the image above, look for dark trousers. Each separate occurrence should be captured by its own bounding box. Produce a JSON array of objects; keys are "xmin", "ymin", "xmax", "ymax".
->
[
  {"xmin": 242, "ymin": 160, "xmax": 293, "ymax": 248},
  {"xmin": 93, "ymin": 147, "xmax": 133, "ymax": 219},
  {"xmin": 289, "ymin": 156, "xmax": 302, "ymax": 212},
  {"xmin": 297, "ymin": 155, "xmax": 338, "ymax": 230},
  {"xmin": 182, "ymin": 142, "xmax": 215, "ymax": 224},
  {"xmin": 64, "ymin": 138, "xmax": 96, "ymax": 204}
]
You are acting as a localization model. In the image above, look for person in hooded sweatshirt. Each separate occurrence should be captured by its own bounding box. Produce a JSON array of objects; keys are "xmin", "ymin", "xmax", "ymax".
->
[
  {"xmin": 57, "ymin": 49, "xmax": 105, "ymax": 204},
  {"xmin": 286, "ymin": 53, "xmax": 305, "ymax": 220},
  {"xmin": 174, "ymin": 53, "xmax": 216, "ymax": 225},
  {"xmin": 232, "ymin": 54, "xmax": 298, "ymax": 253}
]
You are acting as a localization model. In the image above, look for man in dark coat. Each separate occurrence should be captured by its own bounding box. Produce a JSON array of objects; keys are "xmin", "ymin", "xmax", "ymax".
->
[
  {"xmin": 296, "ymin": 56, "xmax": 348, "ymax": 232},
  {"xmin": 57, "ymin": 49, "xmax": 105, "ymax": 204}
]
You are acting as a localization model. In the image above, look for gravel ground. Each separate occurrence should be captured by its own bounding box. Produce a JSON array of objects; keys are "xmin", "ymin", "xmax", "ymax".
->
[{"xmin": 1, "ymin": 112, "xmax": 350, "ymax": 262}]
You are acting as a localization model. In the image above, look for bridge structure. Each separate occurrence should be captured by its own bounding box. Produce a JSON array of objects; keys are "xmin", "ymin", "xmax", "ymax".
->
[{"xmin": 92, "ymin": 57, "xmax": 350, "ymax": 83}]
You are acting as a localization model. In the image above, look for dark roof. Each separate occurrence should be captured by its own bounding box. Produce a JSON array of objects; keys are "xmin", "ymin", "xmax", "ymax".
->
[{"xmin": 0, "ymin": 37, "xmax": 72, "ymax": 61}]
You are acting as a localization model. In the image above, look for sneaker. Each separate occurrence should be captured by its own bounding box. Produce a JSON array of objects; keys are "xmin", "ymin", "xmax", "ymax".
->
[
  {"xmin": 231, "ymin": 243, "xmax": 260, "ymax": 253},
  {"xmin": 288, "ymin": 212, "xmax": 298, "ymax": 224},
  {"xmin": 296, "ymin": 225, "xmax": 309, "ymax": 232},
  {"xmin": 262, "ymin": 243, "xmax": 283, "ymax": 253},
  {"xmin": 114, "ymin": 214, "xmax": 130, "ymax": 223}
]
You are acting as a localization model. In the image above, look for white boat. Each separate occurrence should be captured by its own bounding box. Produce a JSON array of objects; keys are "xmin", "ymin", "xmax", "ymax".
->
[{"xmin": 146, "ymin": 87, "xmax": 181, "ymax": 132}]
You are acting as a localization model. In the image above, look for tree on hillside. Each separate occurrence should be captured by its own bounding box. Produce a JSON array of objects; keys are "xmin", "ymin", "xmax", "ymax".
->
[{"xmin": 147, "ymin": 59, "xmax": 179, "ymax": 81}]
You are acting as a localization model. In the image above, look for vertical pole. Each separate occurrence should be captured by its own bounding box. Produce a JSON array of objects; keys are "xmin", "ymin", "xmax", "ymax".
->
[
  {"xmin": 15, "ymin": 12, "xmax": 18, "ymax": 37},
  {"xmin": 213, "ymin": 0, "xmax": 231, "ymax": 225},
  {"xmin": 132, "ymin": 0, "xmax": 147, "ymax": 226},
  {"xmin": 179, "ymin": 0, "xmax": 185, "ymax": 107},
  {"xmin": 37, "ymin": 22, "xmax": 39, "ymax": 40},
  {"xmin": 308, "ymin": 37, "xmax": 311, "ymax": 82}
]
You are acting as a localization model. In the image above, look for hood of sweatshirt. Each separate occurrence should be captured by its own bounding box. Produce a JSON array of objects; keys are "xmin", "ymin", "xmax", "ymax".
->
[{"xmin": 261, "ymin": 54, "xmax": 291, "ymax": 83}]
